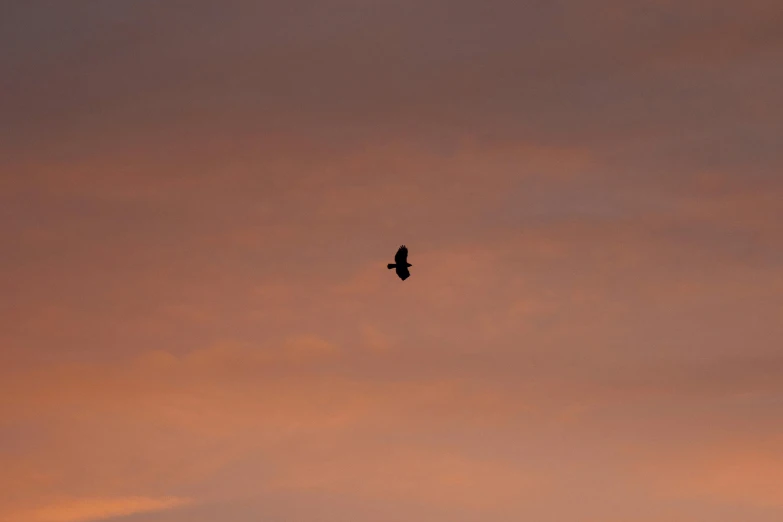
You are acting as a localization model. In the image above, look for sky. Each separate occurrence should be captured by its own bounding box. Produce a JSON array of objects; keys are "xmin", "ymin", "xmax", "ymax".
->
[{"xmin": 1, "ymin": 1, "xmax": 782, "ymax": 521}]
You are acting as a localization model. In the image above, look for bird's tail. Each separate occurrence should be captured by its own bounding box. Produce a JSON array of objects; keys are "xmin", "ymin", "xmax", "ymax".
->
[{"xmin": 387, "ymin": 263, "xmax": 396, "ymax": 269}]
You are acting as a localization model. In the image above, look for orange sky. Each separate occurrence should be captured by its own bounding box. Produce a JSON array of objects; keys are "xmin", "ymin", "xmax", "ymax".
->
[{"xmin": 2, "ymin": 2, "xmax": 782, "ymax": 521}]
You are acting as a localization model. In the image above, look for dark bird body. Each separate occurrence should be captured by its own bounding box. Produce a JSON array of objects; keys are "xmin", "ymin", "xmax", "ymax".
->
[{"xmin": 387, "ymin": 245, "xmax": 412, "ymax": 280}]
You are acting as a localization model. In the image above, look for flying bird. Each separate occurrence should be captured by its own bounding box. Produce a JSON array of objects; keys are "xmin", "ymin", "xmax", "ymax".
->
[{"xmin": 387, "ymin": 245, "xmax": 412, "ymax": 281}]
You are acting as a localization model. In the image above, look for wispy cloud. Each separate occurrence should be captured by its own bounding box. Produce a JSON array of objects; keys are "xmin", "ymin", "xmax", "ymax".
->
[{"xmin": 4, "ymin": 496, "xmax": 190, "ymax": 522}]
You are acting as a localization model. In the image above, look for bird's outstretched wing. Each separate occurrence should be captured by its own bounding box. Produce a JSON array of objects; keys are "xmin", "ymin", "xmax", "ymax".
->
[
  {"xmin": 396, "ymin": 266, "xmax": 410, "ymax": 280},
  {"xmin": 394, "ymin": 245, "xmax": 408, "ymax": 264}
]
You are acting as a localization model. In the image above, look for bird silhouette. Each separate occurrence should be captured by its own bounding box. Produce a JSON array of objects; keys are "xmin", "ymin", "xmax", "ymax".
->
[{"xmin": 387, "ymin": 245, "xmax": 412, "ymax": 281}]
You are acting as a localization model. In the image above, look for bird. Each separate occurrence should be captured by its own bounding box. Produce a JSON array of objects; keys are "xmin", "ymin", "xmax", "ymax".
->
[{"xmin": 387, "ymin": 245, "xmax": 412, "ymax": 281}]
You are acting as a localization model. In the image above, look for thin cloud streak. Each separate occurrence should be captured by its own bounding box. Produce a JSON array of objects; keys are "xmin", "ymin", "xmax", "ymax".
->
[{"xmin": 3, "ymin": 496, "xmax": 191, "ymax": 522}]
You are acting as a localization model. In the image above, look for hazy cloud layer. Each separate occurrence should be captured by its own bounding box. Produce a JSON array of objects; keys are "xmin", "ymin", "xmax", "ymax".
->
[{"xmin": 2, "ymin": 1, "xmax": 782, "ymax": 521}]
